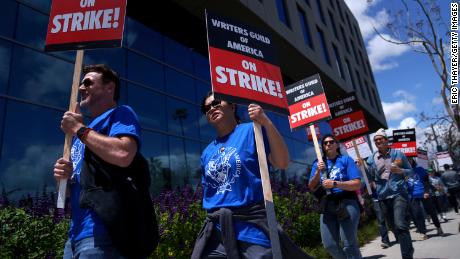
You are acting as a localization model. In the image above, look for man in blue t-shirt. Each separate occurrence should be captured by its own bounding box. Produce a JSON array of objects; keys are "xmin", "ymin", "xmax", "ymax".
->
[{"xmin": 53, "ymin": 64, "xmax": 141, "ymax": 258}]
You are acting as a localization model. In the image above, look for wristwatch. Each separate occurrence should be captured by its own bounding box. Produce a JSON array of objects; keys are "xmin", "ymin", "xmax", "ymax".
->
[
  {"xmin": 76, "ymin": 126, "xmax": 91, "ymax": 141},
  {"xmin": 333, "ymin": 181, "xmax": 338, "ymax": 188}
]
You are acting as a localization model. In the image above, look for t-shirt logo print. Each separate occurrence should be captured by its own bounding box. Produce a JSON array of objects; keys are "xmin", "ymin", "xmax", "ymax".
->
[
  {"xmin": 71, "ymin": 140, "xmax": 84, "ymax": 175},
  {"xmin": 329, "ymin": 167, "xmax": 342, "ymax": 180},
  {"xmin": 205, "ymin": 147, "xmax": 242, "ymax": 194}
]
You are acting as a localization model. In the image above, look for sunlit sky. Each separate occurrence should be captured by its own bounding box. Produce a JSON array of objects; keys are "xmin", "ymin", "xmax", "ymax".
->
[{"xmin": 344, "ymin": 0, "xmax": 453, "ymax": 150}]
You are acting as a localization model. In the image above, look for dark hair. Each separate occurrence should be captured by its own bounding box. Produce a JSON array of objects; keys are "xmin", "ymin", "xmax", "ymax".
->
[
  {"xmin": 83, "ymin": 64, "xmax": 120, "ymax": 102},
  {"xmin": 321, "ymin": 134, "xmax": 341, "ymax": 156},
  {"xmin": 443, "ymin": 164, "xmax": 451, "ymax": 170},
  {"xmin": 200, "ymin": 91, "xmax": 240, "ymax": 122}
]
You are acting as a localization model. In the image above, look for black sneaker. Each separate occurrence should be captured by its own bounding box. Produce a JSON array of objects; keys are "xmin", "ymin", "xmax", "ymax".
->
[{"xmin": 381, "ymin": 242, "xmax": 390, "ymax": 249}]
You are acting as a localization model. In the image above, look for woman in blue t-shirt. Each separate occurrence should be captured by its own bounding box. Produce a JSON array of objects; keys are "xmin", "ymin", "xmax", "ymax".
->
[
  {"xmin": 191, "ymin": 92, "xmax": 311, "ymax": 259},
  {"xmin": 308, "ymin": 134, "xmax": 362, "ymax": 259}
]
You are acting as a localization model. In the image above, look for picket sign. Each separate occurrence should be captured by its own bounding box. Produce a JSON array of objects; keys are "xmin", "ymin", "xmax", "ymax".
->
[
  {"xmin": 351, "ymin": 139, "xmax": 372, "ymax": 195},
  {"xmin": 253, "ymin": 123, "xmax": 282, "ymax": 259},
  {"xmin": 57, "ymin": 50, "xmax": 84, "ymax": 209}
]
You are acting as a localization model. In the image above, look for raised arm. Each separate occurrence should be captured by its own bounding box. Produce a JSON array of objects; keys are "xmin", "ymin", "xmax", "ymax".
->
[{"xmin": 248, "ymin": 104, "xmax": 289, "ymax": 169}]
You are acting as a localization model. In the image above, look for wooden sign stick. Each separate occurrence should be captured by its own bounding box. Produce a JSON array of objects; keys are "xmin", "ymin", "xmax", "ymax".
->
[
  {"xmin": 57, "ymin": 49, "xmax": 84, "ymax": 209},
  {"xmin": 310, "ymin": 125, "xmax": 322, "ymax": 163},
  {"xmin": 352, "ymin": 139, "xmax": 372, "ymax": 195},
  {"xmin": 253, "ymin": 123, "xmax": 282, "ymax": 259}
]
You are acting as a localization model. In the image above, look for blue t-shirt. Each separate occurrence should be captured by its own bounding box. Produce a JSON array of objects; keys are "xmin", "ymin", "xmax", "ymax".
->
[
  {"xmin": 407, "ymin": 166, "xmax": 427, "ymax": 198},
  {"xmin": 69, "ymin": 105, "xmax": 141, "ymax": 241},
  {"xmin": 201, "ymin": 122, "xmax": 271, "ymax": 247},
  {"xmin": 309, "ymin": 154, "xmax": 361, "ymax": 194}
]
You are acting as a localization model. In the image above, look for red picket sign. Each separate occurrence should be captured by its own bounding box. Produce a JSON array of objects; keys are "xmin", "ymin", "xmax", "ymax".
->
[{"xmin": 45, "ymin": 0, "xmax": 127, "ymax": 51}]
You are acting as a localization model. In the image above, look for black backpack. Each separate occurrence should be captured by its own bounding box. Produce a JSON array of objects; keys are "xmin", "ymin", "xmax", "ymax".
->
[{"xmin": 79, "ymin": 149, "xmax": 159, "ymax": 258}]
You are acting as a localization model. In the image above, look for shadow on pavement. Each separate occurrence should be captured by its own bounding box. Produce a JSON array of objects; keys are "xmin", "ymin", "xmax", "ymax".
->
[
  {"xmin": 362, "ymin": 255, "xmax": 385, "ymax": 259},
  {"xmin": 426, "ymin": 233, "xmax": 454, "ymax": 239}
]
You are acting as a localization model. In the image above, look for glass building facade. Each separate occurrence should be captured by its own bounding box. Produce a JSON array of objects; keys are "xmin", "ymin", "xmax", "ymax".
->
[{"xmin": 0, "ymin": 0, "xmax": 324, "ymax": 201}]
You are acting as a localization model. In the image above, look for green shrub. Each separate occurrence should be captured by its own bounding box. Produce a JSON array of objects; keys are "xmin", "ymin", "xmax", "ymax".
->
[
  {"xmin": 0, "ymin": 207, "xmax": 69, "ymax": 258},
  {"xmin": 0, "ymin": 182, "xmax": 379, "ymax": 258}
]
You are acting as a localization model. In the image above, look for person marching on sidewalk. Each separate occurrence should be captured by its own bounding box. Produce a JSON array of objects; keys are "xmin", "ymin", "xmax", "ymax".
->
[
  {"xmin": 365, "ymin": 128, "xmax": 414, "ymax": 259},
  {"xmin": 309, "ymin": 134, "xmax": 363, "ymax": 259},
  {"xmin": 441, "ymin": 164, "xmax": 460, "ymax": 213},
  {"xmin": 406, "ymin": 157, "xmax": 443, "ymax": 240},
  {"xmin": 428, "ymin": 169, "xmax": 449, "ymax": 222}
]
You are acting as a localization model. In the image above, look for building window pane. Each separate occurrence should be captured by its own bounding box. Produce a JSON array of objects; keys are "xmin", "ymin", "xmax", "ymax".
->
[
  {"xmin": 126, "ymin": 18, "xmax": 163, "ymax": 61},
  {"xmin": 164, "ymin": 37, "xmax": 194, "ymax": 74},
  {"xmin": 329, "ymin": 0, "xmax": 335, "ymax": 10},
  {"xmin": 195, "ymin": 80, "xmax": 212, "ymax": 106},
  {"xmin": 15, "ymin": 5, "xmax": 48, "ymax": 50},
  {"xmin": 193, "ymin": 52, "xmax": 210, "ymax": 82},
  {"xmin": 127, "ymin": 83, "xmax": 167, "ymax": 131},
  {"xmin": 317, "ymin": 27, "xmax": 331, "ymax": 66},
  {"xmin": 335, "ymin": 0, "xmax": 345, "ymax": 21},
  {"xmin": 355, "ymin": 70, "xmax": 367, "ymax": 100},
  {"xmin": 359, "ymin": 51, "xmax": 368, "ymax": 75},
  {"xmin": 350, "ymin": 38, "xmax": 360, "ymax": 65},
  {"xmin": 185, "ymin": 139, "xmax": 202, "ymax": 188},
  {"xmin": 315, "ymin": 0, "xmax": 326, "ymax": 24},
  {"xmin": 142, "ymin": 130, "xmax": 170, "ymax": 194},
  {"xmin": 364, "ymin": 80, "xmax": 374, "ymax": 108},
  {"xmin": 345, "ymin": 59, "xmax": 356, "ymax": 91},
  {"xmin": 276, "ymin": 0, "xmax": 291, "ymax": 28},
  {"xmin": 85, "ymin": 48, "xmax": 126, "ymax": 77},
  {"xmin": 354, "ymin": 25, "xmax": 363, "ymax": 48},
  {"xmin": 367, "ymin": 60, "xmax": 376, "ymax": 84},
  {"xmin": 340, "ymin": 26, "xmax": 350, "ymax": 53},
  {"xmin": 9, "ymin": 46, "xmax": 73, "ymax": 108},
  {"xmin": 345, "ymin": 14, "xmax": 354, "ymax": 37},
  {"xmin": 0, "ymin": 0, "xmax": 17, "ymax": 38},
  {"xmin": 328, "ymin": 11, "xmax": 339, "ymax": 39},
  {"xmin": 165, "ymin": 68, "xmax": 196, "ymax": 102},
  {"xmin": 332, "ymin": 44, "xmax": 345, "ymax": 79},
  {"xmin": 167, "ymin": 97, "xmax": 200, "ymax": 140},
  {"xmin": 127, "ymin": 51, "xmax": 164, "ymax": 91},
  {"xmin": 0, "ymin": 41, "xmax": 12, "ymax": 94},
  {"xmin": 19, "ymin": 0, "xmax": 50, "ymax": 13},
  {"xmin": 297, "ymin": 7, "xmax": 313, "ymax": 49},
  {"xmin": 167, "ymin": 137, "xmax": 202, "ymax": 189},
  {"xmin": 168, "ymin": 136, "xmax": 188, "ymax": 189},
  {"xmin": 0, "ymin": 101, "xmax": 63, "ymax": 201},
  {"xmin": 372, "ymin": 88, "xmax": 382, "ymax": 113}
]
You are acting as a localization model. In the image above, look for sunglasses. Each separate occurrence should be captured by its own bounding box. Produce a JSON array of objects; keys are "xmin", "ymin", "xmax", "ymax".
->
[
  {"xmin": 81, "ymin": 78, "xmax": 94, "ymax": 87},
  {"xmin": 374, "ymin": 137, "xmax": 386, "ymax": 142},
  {"xmin": 202, "ymin": 99, "xmax": 222, "ymax": 114},
  {"xmin": 323, "ymin": 140, "xmax": 336, "ymax": 145}
]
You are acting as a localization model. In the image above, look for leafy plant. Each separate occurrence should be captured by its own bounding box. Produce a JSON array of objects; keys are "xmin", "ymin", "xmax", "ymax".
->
[{"xmin": 0, "ymin": 178, "xmax": 378, "ymax": 258}]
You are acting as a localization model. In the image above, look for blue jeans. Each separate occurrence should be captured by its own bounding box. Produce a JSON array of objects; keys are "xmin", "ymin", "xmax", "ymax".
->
[
  {"xmin": 379, "ymin": 195, "xmax": 414, "ymax": 259},
  {"xmin": 373, "ymin": 199, "xmax": 390, "ymax": 243},
  {"xmin": 63, "ymin": 236, "xmax": 126, "ymax": 259},
  {"xmin": 320, "ymin": 198, "xmax": 362, "ymax": 259},
  {"xmin": 409, "ymin": 198, "xmax": 427, "ymax": 234}
]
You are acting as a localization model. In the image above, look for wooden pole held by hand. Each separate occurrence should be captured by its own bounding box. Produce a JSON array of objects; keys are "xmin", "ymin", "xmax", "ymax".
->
[
  {"xmin": 310, "ymin": 125, "xmax": 322, "ymax": 163},
  {"xmin": 57, "ymin": 50, "xmax": 84, "ymax": 209},
  {"xmin": 253, "ymin": 123, "xmax": 282, "ymax": 259}
]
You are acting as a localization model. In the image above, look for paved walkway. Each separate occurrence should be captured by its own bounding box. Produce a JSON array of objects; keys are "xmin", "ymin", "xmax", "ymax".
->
[{"xmin": 360, "ymin": 211, "xmax": 460, "ymax": 259}]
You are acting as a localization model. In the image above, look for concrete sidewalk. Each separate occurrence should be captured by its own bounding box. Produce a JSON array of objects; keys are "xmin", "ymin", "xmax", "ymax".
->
[{"xmin": 360, "ymin": 211, "xmax": 460, "ymax": 259}]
